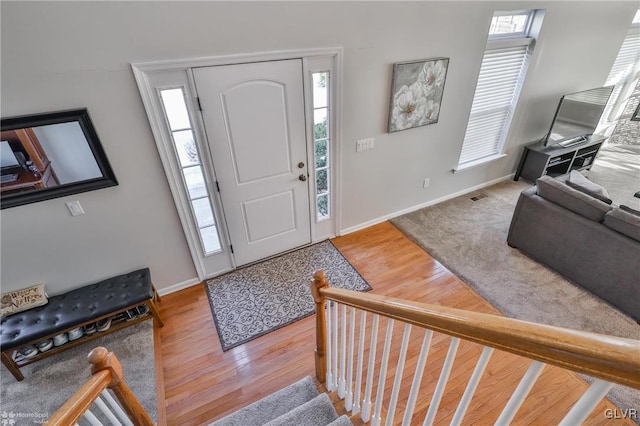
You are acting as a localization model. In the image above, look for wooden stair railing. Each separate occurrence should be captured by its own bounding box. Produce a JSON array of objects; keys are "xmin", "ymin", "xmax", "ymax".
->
[
  {"xmin": 311, "ymin": 270, "xmax": 640, "ymax": 425},
  {"xmin": 47, "ymin": 347, "xmax": 155, "ymax": 426}
]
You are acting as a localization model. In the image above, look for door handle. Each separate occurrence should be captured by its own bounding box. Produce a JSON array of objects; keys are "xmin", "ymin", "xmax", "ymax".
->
[{"xmin": 299, "ymin": 174, "xmax": 307, "ymax": 182}]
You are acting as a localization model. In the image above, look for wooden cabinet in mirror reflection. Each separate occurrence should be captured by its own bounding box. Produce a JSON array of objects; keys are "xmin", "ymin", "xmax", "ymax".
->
[{"xmin": 1, "ymin": 128, "xmax": 60, "ymax": 194}]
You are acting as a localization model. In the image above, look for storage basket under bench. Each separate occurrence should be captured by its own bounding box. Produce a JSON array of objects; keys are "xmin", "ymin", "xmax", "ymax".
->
[{"xmin": 1, "ymin": 268, "xmax": 163, "ymax": 381}]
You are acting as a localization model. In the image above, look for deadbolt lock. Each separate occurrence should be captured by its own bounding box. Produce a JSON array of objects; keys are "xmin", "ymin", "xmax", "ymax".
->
[{"xmin": 298, "ymin": 162, "xmax": 305, "ymax": 169}]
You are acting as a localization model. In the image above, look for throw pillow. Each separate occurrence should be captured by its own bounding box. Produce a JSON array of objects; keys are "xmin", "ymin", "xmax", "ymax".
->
[
  {"xmin": 566, "ymin": 170, "xmax": 611, "ymax": 201},
  {"xmin": 565, "ymin": 180, "xmax": 613, "ymax": 204},
  {"xmin": 0, "ymin": 284, "xmax": 48, "ymax": 318}
]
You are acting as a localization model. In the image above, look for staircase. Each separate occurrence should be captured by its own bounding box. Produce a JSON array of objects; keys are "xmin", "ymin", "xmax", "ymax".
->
[
  {"xmin": 310, "ymin": 270, "xmax": 640, "ymax": 425},
  {"xmin": 209, "ymin": 376, "xmax": 352, "ymax": 426}
]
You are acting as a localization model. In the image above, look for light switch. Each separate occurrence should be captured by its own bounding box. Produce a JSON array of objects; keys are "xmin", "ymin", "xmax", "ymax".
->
[
  {"xmin": 66, "ymin": 200, "xmax": 85, "ymax": 216},
  {"xmin": 356, "ymin": 137, "xmax": 375, "ymax": 152}
]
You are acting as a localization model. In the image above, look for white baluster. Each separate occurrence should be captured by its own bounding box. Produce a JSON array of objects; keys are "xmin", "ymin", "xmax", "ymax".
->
[
  {"xmin": 101, "ymin": 390, "xmax": 134, "ymax": 426},
  {"xmin": 450, "ymin": 346, "xmax": 494, "ymax": 426},
  {"xmin": 495, "ymin": 360, "xmax": 545, "ymax": 425},
  {"xmin": 352, "ymin": 310, "xmax": 367, "ymax": 415},
  {"xmin": 361, "ymin": 314, "xmax": 380, "ymax": 423},
  {"xmin": 403, "ymin": 329, "xmax": 433, "ymax": 426},
  {"xmin": 94, "ymin": 396, "xmax": 124, "ymax": 426},
  {"xmin": 560, "ymin": 379, "xmax": 614, "ymax": 425},
  {"xmin": 326, "ymin": 301, "xmax": 334, "ymax": 390},
  {"xmin": 339, "ymin": 304, "xmax": 347, "ymax": 398},
  {"xmin": 82, "ymin": 409, "xmax": 104, "ymax": 426},
  {"xmin": 423, "ymin": 336, "xmax": 460, "ymax": 426},
  {"xmin": 372, "ymin": 319, "xmax": 395, "ymax": 426},
  {"xmin": 386, "ymin": 324, "xmax": 412, "ymax": 426},
  {"xmin": 332, "ymin": 300, "xmax": 339, "ymax": 390},
  {"xmin": 346, "ymin": 306, "xmax": 356, "ymax": 410}
]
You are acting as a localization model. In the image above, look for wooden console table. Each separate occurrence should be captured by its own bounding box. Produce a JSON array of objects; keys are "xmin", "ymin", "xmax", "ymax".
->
[{"xmin": 514, "ymin": 135, "xmax": 606, "ymax": 182}]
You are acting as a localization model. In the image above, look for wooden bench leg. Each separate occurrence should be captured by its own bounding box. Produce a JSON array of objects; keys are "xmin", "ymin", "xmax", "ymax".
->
[
  {"xmin": 147, "ymin": 298, "xmax": 164, "ymax": 328},
  {"xmin": 153, "ymin": 286, "xmax": 162, "ymax": 303},
  {"xmin": 2, "ymin": 350, "xmax": 24, "ymax": 381}
]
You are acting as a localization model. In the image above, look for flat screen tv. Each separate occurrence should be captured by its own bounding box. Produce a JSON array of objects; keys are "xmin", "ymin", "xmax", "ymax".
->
[{"xmin": 543, "ymin": 86, "xmax": 614, "ymax": 147}]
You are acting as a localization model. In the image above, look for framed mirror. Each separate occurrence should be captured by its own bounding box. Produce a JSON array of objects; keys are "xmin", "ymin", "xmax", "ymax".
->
[{"xmin": 1, "ymin": 109, "xmax": 118, "ymax": 209}]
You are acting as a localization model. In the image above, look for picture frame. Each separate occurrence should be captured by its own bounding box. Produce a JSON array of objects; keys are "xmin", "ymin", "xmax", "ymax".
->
[
  {"xmin": 388, "ymin": 57, "xmax": 449, "ymax": 133},
  {"xmin": 631, "ymin": 102, "xmax": 640, "ymax": 121}
]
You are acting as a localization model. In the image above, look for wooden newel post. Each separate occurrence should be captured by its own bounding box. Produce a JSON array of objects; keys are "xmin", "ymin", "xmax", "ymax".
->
[
  {"xmin": 310, "ymin": 269, "xmax": 329, "ymax": 384},
  {"xmin": 89, "ymin": 347, "xmax": 155, "ymax": 426}
]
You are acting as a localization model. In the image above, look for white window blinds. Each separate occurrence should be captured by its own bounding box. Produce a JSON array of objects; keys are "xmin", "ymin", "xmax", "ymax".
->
[
  {"xmin": 458, "ymin": 43, "xmax": 531, "ymax": 165},
  {"xmin": 602, "ymin": 28, "xmax": 640, "ymax": 122}
]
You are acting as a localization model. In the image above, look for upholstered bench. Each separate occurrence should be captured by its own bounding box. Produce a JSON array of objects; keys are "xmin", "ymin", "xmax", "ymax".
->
[{"xmin": 1, "ymin": 268, "xmax": 163, "ymax": 381}]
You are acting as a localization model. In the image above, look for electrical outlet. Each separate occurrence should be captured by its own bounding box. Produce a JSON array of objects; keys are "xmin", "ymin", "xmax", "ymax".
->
[
  {"xmin": 423, "ymin": 178, "xmax": 430, "ymax": 188},
  {"xmin": 356, "ymin": 137, "xmax": 375, "ymax": 152}
]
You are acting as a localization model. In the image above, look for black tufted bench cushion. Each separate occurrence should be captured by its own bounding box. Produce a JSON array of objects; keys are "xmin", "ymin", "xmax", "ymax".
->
[{"xmin": 1, "ymin": 268, "xmax": 163, "ymax": 381}]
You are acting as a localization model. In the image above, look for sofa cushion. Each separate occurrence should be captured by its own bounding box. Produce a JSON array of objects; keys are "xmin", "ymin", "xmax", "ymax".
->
[
  {"xmin": 536, "ymin": 175, "xmax": 613, "ymax": 222},
  {"xmin": 604, "ymin": 207, "xmax": 640, "ymax": 242},
  {"xmin": 565, "ymin": 171, "xmax": 612, "ymax": 204}
]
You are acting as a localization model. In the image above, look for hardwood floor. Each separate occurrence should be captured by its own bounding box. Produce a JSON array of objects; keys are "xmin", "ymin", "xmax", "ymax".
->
[{"xmin": 155, "ymin": 222, "xmax": 632, "ymax": 425}]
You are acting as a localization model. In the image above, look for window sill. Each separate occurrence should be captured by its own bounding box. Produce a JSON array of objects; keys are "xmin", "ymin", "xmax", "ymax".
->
[{"xmin": 453, "ymin": 153, "xmax": 508, "ymax": 173}]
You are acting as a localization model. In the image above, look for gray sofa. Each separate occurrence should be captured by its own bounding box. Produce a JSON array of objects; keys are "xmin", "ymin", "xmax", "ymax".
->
[{"xmin": 507, "ymin": 175, "xmax": 640, "ymax": 321}]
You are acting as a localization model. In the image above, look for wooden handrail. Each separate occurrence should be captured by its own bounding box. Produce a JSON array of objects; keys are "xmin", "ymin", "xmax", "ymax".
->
[
  {"xmin": 310, "ymin": 270, "xmax": 640, "ymax": 390},
  {"xmin": 47, "ymin": 370, "xmax": 112, "ymax": 426},
  {"xmin": 47, "ymin": 347, "xmax": 155, "ymax": 426}
]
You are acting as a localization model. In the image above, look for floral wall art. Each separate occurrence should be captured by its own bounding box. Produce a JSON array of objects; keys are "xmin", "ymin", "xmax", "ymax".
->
[{"xmin": 388, "ymin": 57, "xmax": 449, "ymax": 132}]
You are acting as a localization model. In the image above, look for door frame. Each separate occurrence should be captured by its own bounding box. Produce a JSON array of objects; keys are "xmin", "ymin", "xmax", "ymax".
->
[{"xmin": 132, "ymin": 47, "xmax": 343, "ymax": 280}]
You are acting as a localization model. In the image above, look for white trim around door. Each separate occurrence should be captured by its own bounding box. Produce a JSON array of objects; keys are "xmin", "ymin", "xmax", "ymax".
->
[{"xmin": 132, "ymin": 47, "xmax": 343, "ymax": 280}]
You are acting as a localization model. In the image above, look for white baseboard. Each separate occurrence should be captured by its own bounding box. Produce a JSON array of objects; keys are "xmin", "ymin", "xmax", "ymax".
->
[
  {"xmin": 340, "ymin": 173, "xmax": 515, "ymax": 235},
  {"xmin": 157, "ymin": 277, "xmax": 202, "ymax": 296}
]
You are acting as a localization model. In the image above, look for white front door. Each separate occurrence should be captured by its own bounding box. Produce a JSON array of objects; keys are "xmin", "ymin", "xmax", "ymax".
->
[{"xmin": 193, "ymin": 59, "xmax": 311, "ymax": 266}]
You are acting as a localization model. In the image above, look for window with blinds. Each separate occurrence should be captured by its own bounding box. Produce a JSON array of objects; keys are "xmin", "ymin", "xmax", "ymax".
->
[
  {"xmin": 601, "ymin": 10, "xmax": 640, "ymax": 123},
  {"xmin": 457, "ymin": 11, "xmax": 536, "ymax": 169}
]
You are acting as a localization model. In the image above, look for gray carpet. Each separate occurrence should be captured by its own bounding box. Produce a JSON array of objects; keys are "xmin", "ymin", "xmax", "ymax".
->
[
  {"xmin": 210, "ymin": 376, "xmax": 351, "ymax": 426},
  {"xmin": 0, "ymin": 321, "xmax": 157, "ymax": 424},
  {"xmin": 210, "ymin": 376, "xmax": 319, "ymax": 426},
  {"xmin": 390, "ymin": 162, "xmax": 639, "ymax": 417},
  {"xmin": 206, "ymin": 240, "xmax": 371, "ymax": 351}
]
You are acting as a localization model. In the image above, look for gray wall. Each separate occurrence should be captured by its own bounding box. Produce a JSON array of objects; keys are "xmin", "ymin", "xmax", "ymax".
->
[{"xmin": 0, "ymin": 1, "xmax": 636, "ymax": 294}]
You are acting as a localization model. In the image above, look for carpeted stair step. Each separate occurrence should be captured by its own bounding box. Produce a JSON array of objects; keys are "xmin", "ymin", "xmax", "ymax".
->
[
  {"xmin": 327, "ymin": 415, "xmax": 353, "ymax": 426},
  {"xmin": 209, "ymin": 376, "xmax": 319, "ymax": 426},
  {"xmin": 263, "ymin": 393, "xmax": 348, "ymax": 426}
]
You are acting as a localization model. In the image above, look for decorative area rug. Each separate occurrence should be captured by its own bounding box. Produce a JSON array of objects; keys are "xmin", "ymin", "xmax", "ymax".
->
[
  {"xmin": 206, "ymin": 240, "xmax": 371, "ymax": 351},
  {"xmin": 0, "ymin": 321, "xmax": 157, "ymax": 424},
  {"xmin": 390, "ymin": 178, "xmax": 639, "ymax": 419}
]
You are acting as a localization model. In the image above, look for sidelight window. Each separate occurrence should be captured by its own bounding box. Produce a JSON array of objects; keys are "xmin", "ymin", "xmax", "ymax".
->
[
  {"xmin": 159, "ymin": 88, "xmax": 221, "ymax": 255},
  {"xmin": 312, "ymin": 72, "xmax": 331, "ymax": 221}
]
